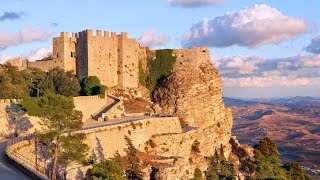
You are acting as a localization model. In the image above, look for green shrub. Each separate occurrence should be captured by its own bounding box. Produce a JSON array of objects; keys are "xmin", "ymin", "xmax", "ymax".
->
[
  {"xmin": 79, "ymin": 76, "xmax": 106, "ymax": 97},
  {"xmin": 138, "ymin": 61, "xmax": 147, "ymax": 87},
  {"xmin": 88, "ymin": 159, "xmax": 125, "ymax": 180},
  {"xmin": 142, "ymin": 49, "xmax": 176, "ymax": 91}
]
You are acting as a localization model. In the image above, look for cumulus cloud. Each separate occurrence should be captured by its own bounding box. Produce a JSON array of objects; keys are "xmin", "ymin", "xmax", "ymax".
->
[
  {"xmin": 182, "ymin": 4, "xmax": 308, "ymax": 48},
  {"xmin": 214, "ymin": 53, "xmax": 320, "ymax": 88},
  {"xmin": 138, "ymin": 29, "xmax": 170, "ymax": 48},
  {"xmin": 27, "ymin": 46, "xmax": 52, "ymax": 61},
  {"xmin": 215, "ymin": 55, "xmax": 263, "ymax": 76},
  {"xmin": 0, "ymin": 28, "xmax": 53, "ymax": 51},
  {"xmin": 305, "ymin": 35, "xmax": 320, "ymax": 54},
  {"xmin": 0, "ymin": 11, "xmax": 24, "ymax": 21},
  {"xmin": 166, "ymin": 0, "xmax": 224, "ymax": 7}
]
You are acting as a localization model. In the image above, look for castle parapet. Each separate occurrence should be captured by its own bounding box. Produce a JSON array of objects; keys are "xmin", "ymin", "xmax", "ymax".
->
[
  {"xmin": 96, "ymin": 30, "xmax": 102, "ymax": 37},
  {"xmin": 111, "ymin": 32, "xmax": 116, "ymax": 38}
]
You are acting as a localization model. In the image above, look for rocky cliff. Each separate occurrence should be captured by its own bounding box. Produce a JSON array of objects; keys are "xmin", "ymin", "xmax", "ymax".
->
[{"xmin": 140, "ymin": 48, "xmax": 237, "ymax": 179}]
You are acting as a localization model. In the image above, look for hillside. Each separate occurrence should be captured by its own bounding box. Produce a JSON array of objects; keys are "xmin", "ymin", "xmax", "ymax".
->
[{"xmin": 226, "ymin": 97, "xmax": 320, "ymax": 177}]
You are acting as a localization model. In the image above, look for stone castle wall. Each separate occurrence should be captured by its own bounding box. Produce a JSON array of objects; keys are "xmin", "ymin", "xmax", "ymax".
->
[
  {"xmin": 82, "ymin": 116, "xmax": 182, "ymax": 158},
  {"xmin": 4, "ymin": 58, "xmax": 28, "ymax": 70},
  {"xmin": 73, "ymin": 95, "xmax": 114, "ymax": 122}
]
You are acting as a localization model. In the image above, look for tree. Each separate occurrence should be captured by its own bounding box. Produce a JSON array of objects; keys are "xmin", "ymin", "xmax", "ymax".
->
[
  {"xmin": 0, "ymin": 64, "xmax": 29, "ymax": 98},
  {"xmin": 87, "ymin": 159, "xmax": 125, "ymax": 180},
  {"xmin": 79, "ymin": 76, "xmax": 106, "ymax": 97},
  {"xmin": 206, "ymin": 148, "xmax": 236, "ymax": 180},
  {"xmin": 124, "ymin": 136, "xmax": 143, "ymax": 180},
  {"xmin": 25, "ymin": 67, "xmax": 50, "ymax": 97},
  {"xmin": 22, "ymin": 94, "xmax": 88, "ymax": 180},
  {"xmin": 47, "ymin": 68, "xmax": 80, "ymax": 97},
  {"xmin": 253, "ymin": 137, "xmax": 287, "ymax": 179}
]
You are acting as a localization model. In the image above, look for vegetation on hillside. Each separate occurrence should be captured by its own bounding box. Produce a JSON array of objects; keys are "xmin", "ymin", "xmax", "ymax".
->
[
  {"xmin": 87, "ymin": 136, "xmax": 143, "ymax": 180},
  {"xmin": 0, "ymin": 64, "xmax": 80, "ymax": 98},
  {"xmin": 0, "ymin": 64, "xmax": 107, "ymax": 99},
  {"xmin": 206, "ymin": 145, "xmax": 236, "ymax": 179},
  {"xmin": 252, "ymin": 137, "xmax": 312, "ymax": 180},
  {"xmin": 21, "ymin": 94, "xmax": 88, "ymax": 179},
  {"xmin": 139, "ymin": 49, "xmax": 176, "ymax": 92}
]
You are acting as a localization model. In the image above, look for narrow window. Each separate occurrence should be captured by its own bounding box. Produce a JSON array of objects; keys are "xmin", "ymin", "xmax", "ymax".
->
[
  {"xmin": 71, "ymin": 52, "xmax": 73, "ymax": 57},
  {"xmin": 109, "ymin": 53, "xmax": 111, "ymax": 59}
]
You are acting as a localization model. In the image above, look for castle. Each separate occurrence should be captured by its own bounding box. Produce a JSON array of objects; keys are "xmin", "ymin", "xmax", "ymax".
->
[{"xmin": 6, "ymin": 29, "xmax": 210, "ymax": 89}]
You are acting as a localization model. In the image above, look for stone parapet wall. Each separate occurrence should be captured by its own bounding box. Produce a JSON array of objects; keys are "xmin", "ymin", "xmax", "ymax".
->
[
  {"xmin": 5, "ymin": 135, "xmax": 49, "ymax": 179},
  {"xmin": 83, "ymin": 116, "xmax": 182, "ymax": 158}
]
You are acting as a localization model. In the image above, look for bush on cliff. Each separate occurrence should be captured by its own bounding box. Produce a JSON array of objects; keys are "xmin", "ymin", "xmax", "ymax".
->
[
  {"xmin": 140, "ymin": 49, "xmax": 175, "ymax": 92},
  {"xmin": 206, "ymin": 148, "xmax": 236, "ymax": 179},
  {"xmin": 79, "ymin": 76, "xmax": 106, "ymax": 97},
  {"xmin": 87, "ymin": 159, "xmax": 125, "ymax": 180}
]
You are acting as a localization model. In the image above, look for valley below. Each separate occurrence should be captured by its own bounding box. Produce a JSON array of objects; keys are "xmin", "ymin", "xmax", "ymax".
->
[{"xmin": 225, "ymin": 96, "xmax": 320, "ymax": 178}]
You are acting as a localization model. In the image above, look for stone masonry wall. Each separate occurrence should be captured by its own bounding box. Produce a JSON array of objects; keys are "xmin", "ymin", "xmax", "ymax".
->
[
  {"xmin": 117, "ymin": 32, "xmax": 140, "ymax": 89},
  {"xmin": 4, "ymin": 57, "xmax": 28, "ymax": 70},
  {"xmin": 73, "ymin": 95, "xmax": 113, "ymax": 122},
  {"xmin": 83, "ymin": 117, "xmax": 182, "ymax": 158},
  {"xmin": 85, "ymin": 30, "xmax": 119, "ymax": 87}
]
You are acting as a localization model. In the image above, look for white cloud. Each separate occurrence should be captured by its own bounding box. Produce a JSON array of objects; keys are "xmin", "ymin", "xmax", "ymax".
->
[
  {"xmin": 0, "ymin": 28, "xmax": 53, "ymax": 51},
  {"xmin": 166, "ymin": 0, "xmax": 224, "ymax": 7},
  {"xmin": 214, "ymin": 53, "xmax": 320, "ymax": 88},
  {"xmin": 305, "ymin": 35, "xmax": 320, "ymax": 54},
  {"xmin": 138, "ymin": 29, "xmax": 170, "ymax": 48},
  {"xmin": 215, "ymin": 55, "xmax": 261, "ymax": 75},
  {"xmin": 182, "ymin": 4, "xmax": 308, "ymax": 48},
  {"xmin": 27, "ymin": 46, "xmax": 52, "ymax": 61},
  {"xmin": 223, "ymin": 76, "xmax": 310, "ymax": 88}
]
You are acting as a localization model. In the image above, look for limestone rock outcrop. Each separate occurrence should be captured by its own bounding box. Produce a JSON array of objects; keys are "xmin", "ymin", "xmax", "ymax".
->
[
  {"xmin": 153, "ymin": 49, "xmax": 227, "ymax": 129},
  {"xmin": 139, "ymin": 48, "xmax": 236, "ymax": 179}
]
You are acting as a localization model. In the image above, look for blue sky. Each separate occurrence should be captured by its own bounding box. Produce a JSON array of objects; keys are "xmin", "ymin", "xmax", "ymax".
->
[{"xmin": 1, "ymin": 0, "xmax": 319, "ymax": 98}]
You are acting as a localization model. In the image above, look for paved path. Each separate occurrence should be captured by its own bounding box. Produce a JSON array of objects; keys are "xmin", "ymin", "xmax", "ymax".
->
[
  {"xmin": 83, "ymin": 115, "xmax": 152, "ymax": 129},
  {"xmin": 0, "ymin": 140, "xmax": 31, "ymax": 180}
]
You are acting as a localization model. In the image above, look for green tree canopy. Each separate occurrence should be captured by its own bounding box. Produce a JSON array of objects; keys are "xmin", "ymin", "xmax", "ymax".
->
[
  {"xmin": 47, "ymin": 68, "xmax": 80, "ymax": 97},
  {"xmin": 0, "ymin": 64, "xmax": 80, "ymax": 99},
  {"xmin": 88, "ymin": 160, "xmax": 125, "ymax": 180},
  {"xmin": 79, "ymin": 76, "xmax": 106, "ymax": 97},
  {"xmin": 124, "ymin": 136, "xmax": 143, "ymax": 180},
  {"xmin": 0, "ymin": 64, "xmax": 29, "ymax": 98},
  {"xmin": 139, "ymin": 49, "xmax": 176, "ymax": 92},
  {"xmin": 21, "ymin": 94, "xmax": 88, "ymax": 180}
]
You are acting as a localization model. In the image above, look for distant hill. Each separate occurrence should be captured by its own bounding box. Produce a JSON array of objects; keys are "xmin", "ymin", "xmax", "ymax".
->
[
  {"xmin": 226, "ymin": 96, "xmax": 320, "ymax": 178},
  {"xmin": 223, "ymin": 97, "xmax": 257, "ymax": 106},
  {"xmin": 250, "ymin": 96, "xmax": 320, "ymax": 107}
]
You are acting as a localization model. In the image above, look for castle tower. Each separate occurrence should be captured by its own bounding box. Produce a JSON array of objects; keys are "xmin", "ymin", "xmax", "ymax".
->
[
  {"xmin": 117, "ymin": 32, "xmax": 139, "ymax": 89},
  {"xmin": 52, "ymin": 32, "xmax": 77, "ymax": 72}
]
